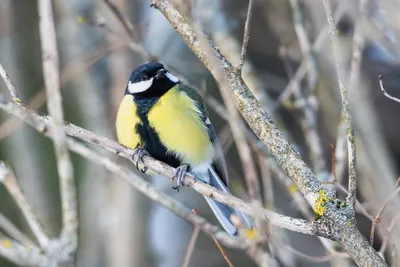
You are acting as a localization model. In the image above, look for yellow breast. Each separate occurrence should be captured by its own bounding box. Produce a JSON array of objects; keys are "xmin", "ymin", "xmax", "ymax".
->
[
  {"xmin": 115, "ymin": 95, "xmax": 141, "ymax": 149},
  {"xmin": 148, "ymin": 87, "xmax": 214, "ymax": 165}
]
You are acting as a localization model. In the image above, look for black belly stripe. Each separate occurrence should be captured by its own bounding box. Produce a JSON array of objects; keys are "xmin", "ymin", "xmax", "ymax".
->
[
  {"xmin": 133, "ymin": 95, "xmax": 183, "ymax": 168},
  {"xmin": 135, "ymin": 123, "xmax": 182, "ymax": 168}
]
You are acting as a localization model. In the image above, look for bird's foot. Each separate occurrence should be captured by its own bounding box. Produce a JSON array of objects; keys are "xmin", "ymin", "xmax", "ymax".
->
[
  {"xmin": 172, "ymin": 164, "xmax": 189, "ymax": 192},
  {"xmin": 132, "ymin": 148, "xmax": 149, "ymax": 173}
]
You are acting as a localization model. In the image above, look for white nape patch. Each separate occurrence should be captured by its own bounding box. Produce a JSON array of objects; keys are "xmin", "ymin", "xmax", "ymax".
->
[
  {"xmin": 127, "ymin": 78, "xmax": 154, "ymax": 94},
  {"xmin": 165, "ymin": 71, "xmax": 180, "ymax": 83}
]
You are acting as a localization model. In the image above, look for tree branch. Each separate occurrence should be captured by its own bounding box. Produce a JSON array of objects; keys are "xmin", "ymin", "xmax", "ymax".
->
[
  {"xmin": 0, "ymin": 92, "xmax": 320, "ymax": 239},
  {"xmin": 150, "ymin": 0, "xmax": 323, "ymax": 208},
  {"xmin": 0, "ymin": 212, "xmax": 35, "ymax": 247},
  {"xmin": 379, "ymin": 75, "xmax": 400, "ymax": 104},
  {"xmin": 322, "ymin": 0, "xmax": 357, "ymax": 206},
  {"xmin": 149, "ymin": 0, "xmax": 387, "ymax": 265},
  {"xmin": 0, "ymin": 239, "xmax": 47, "ymax": 266},
  {"xmin": 237, "ymin": 0, "xmax": 254, "ymax": 71},
  {"xmin": 0, "ymin": 162, "xmax": 49, "ymax": 247},
  {"xmin": 370, "ymin": 177, "xmax": 400, "ymax": 246},
  {"xmin": 0, "ymin": 63, "xmax": 21, "ymax": 104},
  {"xmin": 37, "ymin": 0, "xmax": 78, "ymax": 248}
]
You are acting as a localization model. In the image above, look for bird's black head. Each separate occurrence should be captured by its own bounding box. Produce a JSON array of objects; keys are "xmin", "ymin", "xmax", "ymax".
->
[{"xmin": 125, "ymin": 62, "xmax": 180, "ymax": 98}]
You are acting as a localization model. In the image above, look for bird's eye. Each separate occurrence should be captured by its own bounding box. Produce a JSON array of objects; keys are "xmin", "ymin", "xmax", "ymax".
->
[{"xmin": 141, "ymin": 75, "xmax": 148, "ymax": 81}]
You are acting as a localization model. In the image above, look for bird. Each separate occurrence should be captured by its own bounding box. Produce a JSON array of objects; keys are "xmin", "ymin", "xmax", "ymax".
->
[{"xmin": 115, "ymin": 62, "xmax": 254, "ymax": 236}]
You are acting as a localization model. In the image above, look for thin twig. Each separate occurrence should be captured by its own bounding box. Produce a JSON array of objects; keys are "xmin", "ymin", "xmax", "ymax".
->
[
  {"xmin": 0, "ymin": 238, "xmax": 47, "ymax": 266},
  {"xmin": 379, "ymin": 75, "xmax": 400, "ymax": 104},
  {"xmin": 322, "ymin": 0, "xmax": 357, "ymax": 206},
  {"xmin": 0, "ymin": 162, "xmax": 49, "ymax": 247},
  {"xmin": 0, "ymin": 63, "xmax": 21, "ymax": 103},
  {"xmin": 181, "ymin": 209, "xmax": 200, "ymax": 267},
  {"xmin": 38, "ymin": 0, "xmax": 78, "ymax": 247},
  {"xmin": 212, "ymin": 237, "xmax": 235, "ymax": 267},
  {"xmin": 279, "ymin": 47, "xmax": 325, "ymax": 175},
  {"xmin": 103, "ymin": 0, "xmax": 135, "ymax": 39},
  {"xmin": 0, "ymin": 213, "xmax": 36, "ymax": 247},
  {"xmin": 288, "ymin": 0, "xmax": 318, "ymax": 93},
  {"xmin": 370, "ymin": 177, "xmax": 400, "ymax": 246},
  {"xmin": 380, "ymin": 214, "xmax": 400, "ymax": 254},
  {"xmin": 0, "ymin": 40, "xmax": 125, "ymax": 141},
  {"xmin": 237, "ymin": 0, "xmax": 254, "ymax": 71},
  {"xmin": 285, "ymin": 0, "xmax": 324, "ymax": 175},
  {"xmin": 278, "ymin": 2, "xmax": 346, "ymax": 104},
  {"xmin": 103, "ymin": 0, "xmax": 151, "ymax": 58},
  {"xmin": 346, "ymin": 0, "xmax": 367, "ymax": 203},
  {"xmin": 282, "ymin": 244, "xmax": 343, "ymax": 263}
]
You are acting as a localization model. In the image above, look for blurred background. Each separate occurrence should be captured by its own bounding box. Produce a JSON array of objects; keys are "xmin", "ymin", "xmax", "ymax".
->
[{"xmin": 0, "ymin": 0, "xmax": 400, "ymax": 266}]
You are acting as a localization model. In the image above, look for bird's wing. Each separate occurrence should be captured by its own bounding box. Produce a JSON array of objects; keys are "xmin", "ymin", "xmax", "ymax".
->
[{"xmin": 178, "ymin": 83, "xmax": 229, "ymax": 185}]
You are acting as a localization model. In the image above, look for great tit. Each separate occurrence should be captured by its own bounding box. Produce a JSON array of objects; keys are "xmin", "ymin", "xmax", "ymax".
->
[{"xmin": 115, "ymin": 62, "xmax": 253, "ymax": 236}]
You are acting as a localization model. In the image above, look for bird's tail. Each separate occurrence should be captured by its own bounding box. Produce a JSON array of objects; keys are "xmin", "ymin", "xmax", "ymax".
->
[{"xmin": 203, "ymin": 167, "xmax": 254, "ymax": 237}]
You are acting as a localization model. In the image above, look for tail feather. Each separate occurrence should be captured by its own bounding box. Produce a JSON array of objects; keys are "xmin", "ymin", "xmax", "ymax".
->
[{"xmin": 204, "ymin": 167, "xmax": 254, "ymax": 237}]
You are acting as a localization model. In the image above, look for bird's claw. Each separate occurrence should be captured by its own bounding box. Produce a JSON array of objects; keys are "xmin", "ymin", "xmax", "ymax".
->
[
  {"xmin": 172, "ymin": 164, "xmax": 189, "ymax": 192},
  {"xmin": 132, "ymin": 148, "xmax": 149, "ymax": 173}
]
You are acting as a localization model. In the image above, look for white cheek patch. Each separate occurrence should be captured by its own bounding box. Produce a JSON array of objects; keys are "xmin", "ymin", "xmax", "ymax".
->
[
  {"xmin": 165, "ymin": 72, "xmax": 180, "ymax": 83},
  {"xmin": 127, "ymin": 78, "xmax": 154, "ymax": 94}
]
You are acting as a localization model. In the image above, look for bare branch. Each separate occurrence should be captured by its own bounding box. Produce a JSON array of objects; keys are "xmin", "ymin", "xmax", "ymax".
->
[
  {"xmin": 191, "ymin": 8, "xmax": 263, "ymax": 205},
  {"xmin": 0, "ymin": 162, "xmax": 49, "ymax": 247},
  {"xmin": 322, "ymin": 0, "xmax": 357, "ymax": 206},
  {"xmin": 37, "ymin": 0, "xmax": 78, "ymax": 247},
  {"xmin": 0, "ymin": 239, "xmax": 47, "ymax": 266},
  {"xmin": 181, "ymin": 210, "xmax": 200, "ymax": 267},
  {"xmin": 186, "ymin": 9, "xmax": 268, "ymax": 262},
  {"xmin": 103, "ymin": 0, "xmax": 135, "ymax": 39},
  {"xmin": 151, "ymin": 0, "xmax": 323, "ymax": 209},
  {"xmin": 0, "ymin": 93, "xmax": 320, "ymax": 239},
  {"xmin": 0, "ymin": 63, "xmax": 21, "ymax": 104},
  {"xmin": 68, "ymin": 140, "xmax": 252, "ymax": 250},
  {"xmin": 283, "ymin": 243, "xmax": 349, "ymax": 263},
  {"xmin": 0, "ymin": 40, "xmax": 125, "ymax": 141},
  {"xmin": 103, "ymin": 0, "xmax": 151, "ymax": 59},
  {"xmin": 380, "ymin": 214, "xmax": 400, "ymax": 255},
  {"xmin": 288, "ymin": 0, "xmax": 317, "ymax": 91},
  {"xmin": 278, "ymin": 3, "xmax": 346, "ymax": 104},
  {"xmin": 379, "ymin": 75, "xmax": 400, "ymax": 104},
  {"xmin": 347, "ymin": 0, "xmax": 367, "ymax": 204},
  {"xmin": 285, "ymin": 0, "xmax": 325, "ymax": 175},
  {"xmin": 370, "ymin": 177, "xmax": 400, "ymax": 246},
  {"xmin": 148, "ymin": 1, "xmax": 387, "ymax": 265},
  {"xmin": 279, "ymin": 47, "xmax": 325, "ymax": 175},
  {"xmin": 213, "ymin": 237, "xmax": 235, "ymax": 267},
  {"xmin": 237, "ymin": 0, "xmax": 254, "ymax": 71},
  {"xmin": 0, "ymin": 213, "xmax": 35, "ymax": 247}
]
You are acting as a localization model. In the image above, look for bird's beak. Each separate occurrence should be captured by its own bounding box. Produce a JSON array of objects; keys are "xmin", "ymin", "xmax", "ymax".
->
[{"xmin": 155, "ymin": 69, "xmax": 167, "ymax": 79}]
